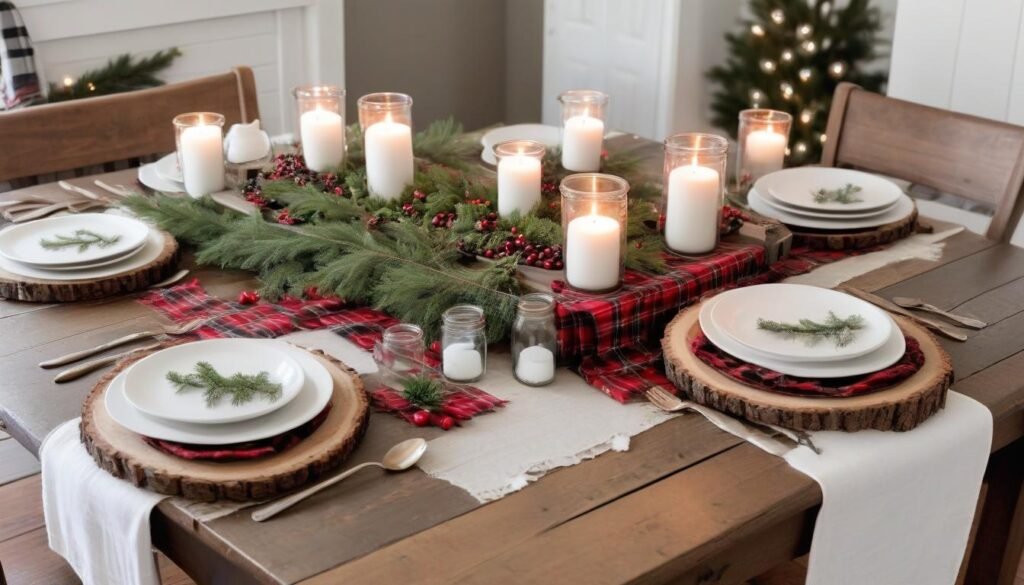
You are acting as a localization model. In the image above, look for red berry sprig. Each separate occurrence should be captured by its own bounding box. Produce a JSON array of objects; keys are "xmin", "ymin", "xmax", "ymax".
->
[
  {"xmin": 431, "ymin": 212, "xmax": 456, "ymax": 228},
  {"xmin": 237, "ymin": 290, "xmax": 260, "ymax": 305}
]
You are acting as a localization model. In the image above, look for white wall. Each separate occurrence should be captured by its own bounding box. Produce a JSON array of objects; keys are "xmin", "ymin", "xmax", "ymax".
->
[{"xmin": 16, "ymin": 0, "xmax": 345, "ymax": 136}]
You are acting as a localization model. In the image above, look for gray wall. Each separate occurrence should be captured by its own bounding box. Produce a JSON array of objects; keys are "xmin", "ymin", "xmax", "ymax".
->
[{"xmin": 344, "ymin": 0, "xmax": 544, "ymax": 131}]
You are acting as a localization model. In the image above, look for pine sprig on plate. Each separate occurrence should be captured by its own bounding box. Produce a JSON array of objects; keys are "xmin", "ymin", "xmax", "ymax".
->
[
  {"xmin": 40, "ymin": 229, "xmax": 121, "ymax": 252},
  {"xmin": 813, "ymin": 184, "xmax": 863, "ymax": 205},
  {"xmin": 757, "ymin": 311, "xmax": 866, "ymax": 348},
  {"xmin": 166, "ymin": 361, "xmax": 282, "ymax": 407}
]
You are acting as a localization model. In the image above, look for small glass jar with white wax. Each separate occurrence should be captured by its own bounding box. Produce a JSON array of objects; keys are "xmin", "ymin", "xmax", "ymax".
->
[
  {"xmin": 173, "ymin": 112, "xmax": 226, "ymax": 198},
  {"xmin": 441, "ymin": 305, "xmax": 487, "ymax": 383},
  {"xmin": 736, "ymin": 109, "xmax": 791, "ymax": 192},
  {"xmin": 560, "ymin": 173, "xmax": 629, "ymax": 293},
  {"xmin": 358, "ymin": 92, "xmax": 415, "ymax": 201},
  {"xmin": 294, "ymin": 85, "xmax": 346, "ymax": 173},
  {"xmin": 558, "ymin": 90, "xmax": 608, "ymax": 172},
  {"xmin": 511, "ymin": 293, "xmax": 557, "ymax": 387},
  {"xmin": 495, "ymin": 140, "xmax": 545, "ymax": 217},
  {"xmin": 661, "ymin": 133, "xmax": 728, "ymax": 256}
]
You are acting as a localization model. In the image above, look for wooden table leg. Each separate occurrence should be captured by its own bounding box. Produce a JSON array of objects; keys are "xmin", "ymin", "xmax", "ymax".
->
[{"xmin": 965, "ymin": 438, "xmax": 1024, "ymax": 585}]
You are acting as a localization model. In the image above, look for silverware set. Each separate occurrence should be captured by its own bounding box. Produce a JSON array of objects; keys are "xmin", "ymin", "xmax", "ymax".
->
[
  {"xmin": 1, "ymin": 181, "xmax": 138, "ymax": 223},
  {"xmin": 838, "ymin": 286, "xmax": 983, "ymax": 342}
]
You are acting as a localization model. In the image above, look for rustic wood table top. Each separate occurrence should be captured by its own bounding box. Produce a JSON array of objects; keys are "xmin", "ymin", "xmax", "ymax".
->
[{"xmin": 1, "ymin": 134, "xmax": 1023, "ymax": 585}]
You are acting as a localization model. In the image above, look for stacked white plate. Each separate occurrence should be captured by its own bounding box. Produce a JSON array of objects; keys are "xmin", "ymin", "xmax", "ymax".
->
[
  {"xmin": 138, "ymin": 153, "xmax": 187, "ymax": 193},
  {"xmin": 0, "ymin": 213, "xmax": 166, "ymax": 281},
  {"xmin": 748, "ymin": 167, "xmax": 914, "ymax": 230},
  {"xmin": 699, "ymin": 283, "xmax": 905, "ymax": 378},
  {"xmin": 104, "ymin": 338, "xmax": 334, "ymax": 445}
]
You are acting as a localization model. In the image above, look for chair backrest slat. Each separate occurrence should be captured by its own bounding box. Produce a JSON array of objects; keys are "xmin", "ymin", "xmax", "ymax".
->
[
  {"xmin": 0, "ymin": 66, "xmax": 259, "ymax": 184},
  {"xmin": 822, "ymin": 82, "xmax": 1024, "ymax": 242}
]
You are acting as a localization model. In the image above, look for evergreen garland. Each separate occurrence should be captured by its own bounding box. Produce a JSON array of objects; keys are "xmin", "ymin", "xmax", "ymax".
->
[
  {"xmin": 48, "ymin": 49, "xmax": 182, "ymax": 102},
  {"xmin": 707, "ymin": 0, "xmax": 886, "ymax": 163}
]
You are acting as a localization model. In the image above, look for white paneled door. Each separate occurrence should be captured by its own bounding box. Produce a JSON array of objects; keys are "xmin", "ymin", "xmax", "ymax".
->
[{"xmin": 16, "ymin": 0, "xmax": 345, "ymax": 136}]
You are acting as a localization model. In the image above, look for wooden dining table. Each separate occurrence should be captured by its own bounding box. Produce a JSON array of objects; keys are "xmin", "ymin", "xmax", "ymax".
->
[{"xmin": 1, "ymin": 133, "xmax": 1022, "ymax": 585}]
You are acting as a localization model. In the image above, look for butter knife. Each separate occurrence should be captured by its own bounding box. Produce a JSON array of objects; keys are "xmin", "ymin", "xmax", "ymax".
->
[{"xmin": 838, "ymin": 286, "xmax": 968, "ymax": 342}]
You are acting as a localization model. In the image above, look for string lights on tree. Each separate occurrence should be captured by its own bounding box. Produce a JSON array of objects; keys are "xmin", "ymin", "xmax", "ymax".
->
[{"xmin": 708, "ymin": 0, "xmax": 887, "ymax": 163}]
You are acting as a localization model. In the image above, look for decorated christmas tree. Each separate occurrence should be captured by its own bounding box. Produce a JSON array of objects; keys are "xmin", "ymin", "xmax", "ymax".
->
[{"xmin": 708, "ymin": 0, "xmax": 887, "ymax": 164}]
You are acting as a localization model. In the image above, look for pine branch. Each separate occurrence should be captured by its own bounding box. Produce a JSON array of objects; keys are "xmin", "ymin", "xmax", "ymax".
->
[
  {"xmin": 757, "ymin": 311, "xmax": 866, "ymax": 348},
  {"xmin": 413, "ymin": 117, "xmax": 478, "ymax": 169},
  {"xmin": 48, "ymin": 48, "xmax": 181, "ymax": 102},
  {"xmin": 119, "ymin": 194, "xmax": 238, "ymax": 244},
  {"xmin": 261, "ymin": 180, "xmax": 366, "ymax": 222},
  {"xmin": 400, "ymin": 376, "xmax": 445, "ymax": 411},
  {"xmin": 812, "ymin": 183, "xmax": 863, "ymax": 204},
  {"xmin": 166, "ymin": 361, "xmax": 282, "ymax": 407},
  {"xmin": 40, "ymin": 229, "xmax": 121, "ymax": 252}
]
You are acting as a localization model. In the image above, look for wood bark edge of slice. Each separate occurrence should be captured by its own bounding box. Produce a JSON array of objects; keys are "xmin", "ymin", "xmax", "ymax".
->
[
  {"xmin": 79, "ymin": 339, "xmax": 371, "ymax": 502},
  {"xmin": 661, "ymin": 303, "xmax": 953, "ymax": 432},
  {"xmin": 788, "ymin": 206, "xmax": 920, "ymax": 251},
  {"xmin": 0, "ymin": 230, "xmax": 180, "ymax": 303}
]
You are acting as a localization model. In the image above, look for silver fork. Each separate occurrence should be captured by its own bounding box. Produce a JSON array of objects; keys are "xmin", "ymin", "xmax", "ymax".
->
[
  {"xmin": 645, "ymin": 385, "xmax": 821, "ymax": 455},
  {"xmin": 40, "ymin": 318, "xmax": 207, "ymax": 368}
]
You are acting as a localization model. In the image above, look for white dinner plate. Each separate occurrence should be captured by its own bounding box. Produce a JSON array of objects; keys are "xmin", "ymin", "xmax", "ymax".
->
[
  {"xmin": 756, "ymin": 167, "xmax": 903, "ymax": 212},
  {"xmin": 709, "ymin": 284, "xmax": 892, "ymax": 362},
  {"xmin": 154, "ymin": 152, "xmax": 184, "ymax": 183},
  {"xmin": 138, "ymin": 161, "xmax": 186, "ymax": 193},
  {"xmin": 23, "ymin": 241, "xmax": 146, "ymax": 271},
  {"xmin": 699, "ymin": 296, "xmax": 906, "ymax": 378},
  {"xmin": 749, "ymin": 189, "xmax": 915, "ymax": 230},
  {"xmin": 480, "ymin": 124, "xmax": 562, "ymax": 165},
  {"xmin": 0, "ymin": 228, "xmax": 165, "ymax": 281},
  {"xmin": 105, "ymin": 343, "xmax": 334, "ymax": 445},
  {"xmin": 0, "ymin": 213, "xmax": 150, "ymax": 266},
  {"xmin": 123, "ymin": 339, "xmax": 305, "ymax": 425},
  {"xmin": 751, "ymin": 187, "xmax": 895, "ymax": 220}
]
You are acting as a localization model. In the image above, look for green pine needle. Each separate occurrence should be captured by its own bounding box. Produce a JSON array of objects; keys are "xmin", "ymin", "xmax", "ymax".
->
[
  {"xmin": 813, "ymin": 184, "xmax": 863, "ymax": 204},
  {"xmin": 757, "ymin": 311, "xmax": 866, "ymax": 348},
  {"xmin": 39, "ymin": 229, "xmax": 121, "ymax": 252},
  {"xmin": 400, "ymin": 375, "xmax": 445, "ymax": 411},
  {"xmin": 48, "ymin": 48, "xmax": 181, "ymax": 102},
  {"xmin": 166, "ymin": 362, "xmax": 282, "ymax": 407}
]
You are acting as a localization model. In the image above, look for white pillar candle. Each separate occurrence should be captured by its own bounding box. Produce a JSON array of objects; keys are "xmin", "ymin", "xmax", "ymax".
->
[
  {"xmin": 443, "ymin": 342, "xmax": 483, "ymax": 381},
  {"xmin": 665, "ymin": 161, "xmax": 721, "ymax": 254},
  {"xmin": 300, "ymin": 108, "xmax": 345, "ymax": 172},
  {"xmin": 745, "ymin": 127, "xmax": 787, "ymax": 178},
  {"xmin": 179, "ymin": 123, "xmax": 225, "ymax": 198},
  {"xmin": 497, "ymin": 154, "xmax": 542, "ymax": 216},
  {"xmin": 515, "ymin": 345, "xmax": 555, "ymax": 385},
  {"xmin": 566, "ymin": 212, "xmax": 621, "ymax": 291},
  {"xmin": 364, "ymin": 115, "xmax": 414, "ymax": 200},
  {"xmin": 561, "ymin": 114, "xmax": 604, "ymax": 172}
]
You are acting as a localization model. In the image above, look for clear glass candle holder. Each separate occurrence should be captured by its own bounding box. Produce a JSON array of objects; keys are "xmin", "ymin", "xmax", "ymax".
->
[
  {"xmin": 512, "ymin": 293, "xmax": 557, "ymax": 387},
  {"xmin": 736, "ymin": 109, "xmax": 792, "ymax": 192},
  {"xmin": 661, "ymin": 133, "xmax": 728, "ymax": 255},
  {"xmin": 173, "ymin": 112, "xmax": 225, "ymax": 198},
  {"xmin": 375, "ymin": 323, "xmax": 425, "ymax": 386},
  {"xmin": 294, "ymin": 85, "xmax": 346, "ymax": 173},
  {"xmin": 560, "ymin": 173, "xmax": 628, "ymax": 292},
  {"xmin": 358, "ymin": 92, "xmax": 414, "ymax": 201},
  {"xmin": 558, "ymin": 90, "xmax": 609, "ymax": 172},
  {"xmin": 441, "ymin": 304, "xmax": 487, "ymax": 383},
  {"xmin": 495, "ymin": 139, "xmax": 545, "ymax": 217}
]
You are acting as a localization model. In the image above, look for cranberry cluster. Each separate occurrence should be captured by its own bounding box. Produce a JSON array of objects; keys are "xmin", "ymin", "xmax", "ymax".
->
[{"xmin": 431, "ymin": 212, "xmax": 456, "ymax": 228}]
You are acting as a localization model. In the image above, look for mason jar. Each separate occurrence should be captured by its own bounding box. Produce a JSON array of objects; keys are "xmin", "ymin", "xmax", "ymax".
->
[
  {"xmin": 511, "ymin": 293, "xmax": 557, "ymax": 387},
  {"xmin": 441, "ymin": 304, "xmax": 486, "ymax": 383}
]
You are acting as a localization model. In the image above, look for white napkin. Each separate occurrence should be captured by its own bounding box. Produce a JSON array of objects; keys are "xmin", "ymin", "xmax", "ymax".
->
[
  {"xmin": 783, "ymin": 391, "xmax": 992, "ymax": 585},
  {"xmin": 41, "ymin": 418, "xmax": 166, "ymax": 585}
]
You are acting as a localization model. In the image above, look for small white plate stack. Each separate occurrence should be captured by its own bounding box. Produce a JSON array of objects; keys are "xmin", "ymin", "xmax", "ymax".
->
[
  {"xmin": 748, "ymin": 167, "xmax": 914, "ymax": 230},
  {"xmin": 138, "ymin": 153, "xmax": 187, "ymax": 193},
  {"xmin": 0, "ymin": 213, "xmax": 166, "ymax": 281},
  {"xmin": 699, "ymin": 283, "xmax": 905, "ymax": 378},
  {"xmin": 104, "ymin": 339, "xmax": 335, "ymax": 445}
]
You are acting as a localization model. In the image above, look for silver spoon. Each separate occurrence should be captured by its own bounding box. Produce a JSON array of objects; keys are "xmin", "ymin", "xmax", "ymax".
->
[
  {"xmin": 251, "ymin": 438, "xmax": 428, "ymax": 522},
  {"xmin": 891, "ymin": 296, "xmax": 987, "ymax": 329}
]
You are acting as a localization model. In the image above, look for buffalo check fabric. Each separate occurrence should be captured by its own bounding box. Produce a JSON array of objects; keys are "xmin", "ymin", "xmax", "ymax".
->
[{"xmin": 0, "ymin": 1, "xmax": 43, "ymax": 109}]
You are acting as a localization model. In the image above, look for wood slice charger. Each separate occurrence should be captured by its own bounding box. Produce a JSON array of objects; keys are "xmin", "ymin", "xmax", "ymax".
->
[
  {"xmin": 80, "ymin": 344, "xmax": 371, "ymax": 502},
  {"xmin": 662, "ymin": 303, "xmax": 953, "ymax": 432},
  {"xmin": 0, "ymin": 229, "xmax": 180, "ymax": 302},
  {"xmin": 788, "ymin": 206, "xmax": 920, "ymax": 251}
]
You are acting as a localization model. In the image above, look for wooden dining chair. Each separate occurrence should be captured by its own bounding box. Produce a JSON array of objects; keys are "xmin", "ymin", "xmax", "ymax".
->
[
  {"xmin": 821, "ymin": 82, "xmax": 1024, "ymax": 242},
  {"xmin": 0, "ymin": 66, "xmax": 260, "ymax": 185}
]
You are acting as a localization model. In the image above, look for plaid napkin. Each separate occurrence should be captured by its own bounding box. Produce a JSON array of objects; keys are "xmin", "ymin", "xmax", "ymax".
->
[
  {"xmin": 0, "ymin": 1, "xmax": 43, "ymax": 109},
  {"xmin": 371, "ymin": 383, "xmax": 507, "ymax": 427}
]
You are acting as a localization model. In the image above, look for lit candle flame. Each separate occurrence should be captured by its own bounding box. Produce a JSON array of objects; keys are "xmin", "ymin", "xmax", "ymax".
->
[
  {"xmin": 767, "ymin": 122, "xmax": 774, "ymax": 134},
  {"xmin": 591, "ymin": 201, "xmax": 599, "ymax": 216},
  {"xmin": 385, "ymin": 111, "xmax": 394, "ymax": 124}
]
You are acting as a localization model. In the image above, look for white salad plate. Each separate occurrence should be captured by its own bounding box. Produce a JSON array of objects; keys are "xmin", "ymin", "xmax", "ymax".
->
[
  {"xmin": 138, "ymin": 158, "xmax": 186, "ymax": 194},
  {"xmin": 480, "ymin": 124, "xmax": 561, "ymax": 165},
  {"xmin": 699, "ymin": 295, "xmax": 906, "ymax": 378},
  {"xmin": 0, "ymin": 229, "xmax": 165, "ymax": 281},
  {"xmin": 756, "ymin": 167, "xmax": 903, "ymax": 213},
  {"xmin": 709, "ymin": 284, "xmax": 892, "ymax": 362},
  {"xmin": 154, "ymin": 152, "xmax": 184, "ymax": 183},
  {"xmin": 0, "ymin": 213, "xmax": 150, "ymax": 266},
  {"xmin": 751, "ymin": 187, "xmax": 894, "ymax": 220},
  {"xmin": 123, "ymin": 339, "xmax": 305, "ymax": 425},
  {"xmin": 748, "ymin": 188, "xmax": 915, "ymax": 230},
  {"xmin": 22, "ymin": 242, "xmax": 147, "ymax": 271},
  {"xmin": 105, "ymin": 342, "xmax": 334, "ymax": 444}
]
